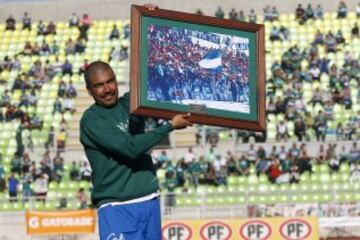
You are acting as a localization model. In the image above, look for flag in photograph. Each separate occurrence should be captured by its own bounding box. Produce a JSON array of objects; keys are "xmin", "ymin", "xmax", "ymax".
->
[{"xmin": 199, "ymin": 50, "xmax": 222, "ymax": 69}]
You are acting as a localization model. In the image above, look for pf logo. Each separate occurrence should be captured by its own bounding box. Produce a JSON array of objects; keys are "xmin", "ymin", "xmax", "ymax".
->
[
  {"xmin": 280, "ymin": 219, "xmax": 311, "ymax": 240},
  {"xmin": 240, "ymin": 220, "xmax": 271, "ymax": 240},
  {"xmin": 200, "ymin": 221, "xmax": 232, "ymax": 240},
  {"xmin": 162, "ymin": 222, "xmax": 192, "ymax": 240}
]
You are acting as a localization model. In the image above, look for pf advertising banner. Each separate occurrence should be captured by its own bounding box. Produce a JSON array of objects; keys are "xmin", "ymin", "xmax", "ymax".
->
[
  {"xmin": 26, "ymin": 210, "xmax": 96, "ymax": 235},
  {"xmin": 162, "ymin": 217, "xmax": 318, "ymax": 240}
]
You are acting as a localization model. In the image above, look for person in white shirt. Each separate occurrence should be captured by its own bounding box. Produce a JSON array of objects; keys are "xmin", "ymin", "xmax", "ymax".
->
[
  {"xmin": 184, "ymin": 147, "xmax": 196, "ymax": 165},
  {"xmin": 33, "ymin": 173, "xmax": 49, "ymax": 203}
]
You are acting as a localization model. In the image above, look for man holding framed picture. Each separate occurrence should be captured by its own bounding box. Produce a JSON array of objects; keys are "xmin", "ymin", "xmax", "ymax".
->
[{"xmin": 80, "ymin": 60, "xmax": 191, "ymax": 240}]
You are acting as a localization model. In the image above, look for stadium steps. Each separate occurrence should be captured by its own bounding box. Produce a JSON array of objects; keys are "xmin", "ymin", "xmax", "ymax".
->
[{"xmin": 67, "ymin": 84, "xmax": 92, "ymax": 150}]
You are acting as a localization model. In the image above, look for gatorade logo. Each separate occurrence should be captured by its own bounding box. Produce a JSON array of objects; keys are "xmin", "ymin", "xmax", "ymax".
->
[
  {"xmin": 162, "ymin": 222, "xmax": 192, "ymax": 240},
  {"xmin": 200, "ymin": 221, "xmax": 232, "ymax": 240},
  {"xmin": 240, "ymin": 220, "xmax": 271, "ymax": 240},
  {"xmin": 28, "ymin": 217, "xmax": 39, "ymax": 229},
  {"xmin": 280, "ymin": 219, "xmax": 311, "ymax": 240}
]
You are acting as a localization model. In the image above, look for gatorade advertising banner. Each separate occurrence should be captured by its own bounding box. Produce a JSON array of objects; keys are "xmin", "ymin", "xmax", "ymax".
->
[
  {"xmin": 162, "ymin": 217, "xmax": 318, "ymax": 240},
  {"xmin": 26, "ymin": 210, "xmax": 96, "ymax": 235}
]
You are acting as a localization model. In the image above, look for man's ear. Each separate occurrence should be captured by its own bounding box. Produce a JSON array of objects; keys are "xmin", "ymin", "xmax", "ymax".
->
[{"xmin": 86, "ymin": 88, "xmax": 92, "ymax": 97}]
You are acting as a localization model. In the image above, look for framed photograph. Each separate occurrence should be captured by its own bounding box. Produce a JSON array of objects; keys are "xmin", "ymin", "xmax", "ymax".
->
[{"xmin": 130, "ymin": 5, "xmax": 265, "ymax": 131}]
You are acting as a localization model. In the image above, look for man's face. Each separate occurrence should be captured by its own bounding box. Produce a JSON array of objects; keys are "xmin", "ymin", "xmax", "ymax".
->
[{"xmin": 87, "ymin": 67, "xmax": 118, "ymax": 108}]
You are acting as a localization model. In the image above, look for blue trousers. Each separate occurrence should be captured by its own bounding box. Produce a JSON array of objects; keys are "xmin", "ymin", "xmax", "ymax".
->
[{"xmin": 98, "ymin": 197, "xmax": 161, "ymax": 240}]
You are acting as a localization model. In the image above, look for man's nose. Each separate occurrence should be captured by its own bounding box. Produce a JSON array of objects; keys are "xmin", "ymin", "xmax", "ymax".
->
[{"xmin": 103, "ymin": 83, "xmax": 110, "ymax": 93}]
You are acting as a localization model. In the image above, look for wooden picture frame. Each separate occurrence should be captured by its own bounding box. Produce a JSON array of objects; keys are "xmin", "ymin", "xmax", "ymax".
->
[{"xmin": 130, "ymin": 5, "xmax": 265, "ymax": 131}]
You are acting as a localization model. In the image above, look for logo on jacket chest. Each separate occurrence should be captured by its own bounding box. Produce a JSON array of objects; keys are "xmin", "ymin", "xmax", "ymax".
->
[{"xmin": 116, "ymin": 120, "xmax": 129, "ymax": 132}]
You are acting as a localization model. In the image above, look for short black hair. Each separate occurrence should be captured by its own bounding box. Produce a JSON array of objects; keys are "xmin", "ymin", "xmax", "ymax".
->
[{"xmin": 84, "ymin": 61, "xmax": 113, "ymax": 89}]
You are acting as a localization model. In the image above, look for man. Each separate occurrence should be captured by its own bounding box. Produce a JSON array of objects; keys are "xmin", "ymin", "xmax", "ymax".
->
[{"xmin": 80, "ymin": 61, "xmax": 191, "ymax": 239}]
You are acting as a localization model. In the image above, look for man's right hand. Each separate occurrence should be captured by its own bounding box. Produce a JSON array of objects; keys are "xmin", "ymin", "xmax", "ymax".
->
[{"xmin": 171, "ymin": 114, "xmax": 192, "ymax": 130}]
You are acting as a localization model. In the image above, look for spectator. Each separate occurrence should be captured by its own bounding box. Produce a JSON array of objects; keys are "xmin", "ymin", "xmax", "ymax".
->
[
  {"xmin": 279, "ymin": 26, "xmax": 290, "ymax": 41},
  {"xmin": 37, "ymin": 20, "xmax": 46, "ymax": 35},
  {"xmin": 79, "ymin": 59, "xmax": 89, "ymax": 74},
  {"xmin": 337, "ymin": 1, "xmax": 347, "ymax": 19},
  {"xmin": 342, "ymin": 87, "xmax": 352, "ymax": 109},
  {"xmin": 65, "ymin": 81, "xmax": 77, "ymax": 98},
  {"xmin": 109, "ymin": 24, "xmax": 120, "ymax": 40},
  {"xmin": 56, "ymin": 128, "xmax": 67, "ymax": 152},
  {"xmin": 74, "ymin": 38, "xmax": 86, "ymax": 54},
  {"xmin": 263, "ymin": 5, "xmax": 272, "ymax": 21},
  {"xmin": 335, "ymin": 30, "xmax": 345, "ymax": 44},
  {"xmin": 350, "ymin": 162, "xmax": 360, "ymax": 183},
  {"xmin": 184, "ymin": 147, "xmax": 196, "ymax": 166},
  {"xmin": 76, "ymin": 188, "xmax": 88, "ymax": 209},
  {"xmin": 45, "ymin": 21, "xmax": 56, "ymax": 35},
  {"xmin": 80, "ymin": 161, "xmax": 92, "ymax": 181},
  {"xmin": 0, "ymin": 89, "xmax": 11, "ymax": 107},
  {"xmin": 50, "ymin": 40, "xmax": 60, "ymax": 55},
  {"xmin": 33, "ymin": 173, "xmax": 48, "ymax": 203},
  {"xmin": 78, "ymin": 14, "xmax": 91, "ymax": 41},
  {"xmin": 163, "ymin": 170, "xmax": 177, "ymax": 214},
  {"xmin": 345, "ymin": 117, "xmax": 357, "ymax": 140},
  {"xmin": 22, "ymin": 12, "xmax": 31, "ymax": 30},
  {"xmin": 69, "ymin": 12, "xmax": 79, "ymax": 27},
  {"xmin": 246, "ymin": 144, "xmax": 257, "ymax": 165},
  {"xmin": 314, "ymin": 4, "xmax": 324, "ymax": 19},
  {"xmin": 357, "ymin": 2, "xmax": 360, "ymax": 18},
  {"xmin": 248, "ymin": 9, "xmax": 257, "ymax": 23},
  {"xmin": 123, "ymin": 23, "xmax": 130, "ymax": 39},
  {"xmin": 65, "ymin": 38, "xmax": 76, "ymax": 55},
  {"xmin": 80, "ymin": 13, "xmax": 92, "ymax": 29},
  {"xmin": 294, "ymin": 117, "xmax": 307, "ymax": 141},
  {"xmin": 188, "ymin": 158, "xmax": 201, "ymax": 189},
  {"xmin": 276, "ymin": 120, "xmax": 289, "ymax": 142},
  {"xmin": 237, "ymin": 155, "xmax": 249, "ymax": 176},
  {"xmin": 271, "ymin": 6, "xmax": 279, "ymax": 21},
  {"xmin": 8, "ymin": 172, "xmax": 19, "ymax": 202},
  {"xmin": 314, "ymin": 30, "xmax": 324, "ymax": 45},
  {"xmin": 238, "ymin": 10, "xmax": 245, "ymax": 22},
  {"xmin": 69, "ymin": 161, "xmax": 80, "ymax": 180},
  {"xmin": 52, "ymin": 152, "xmax": 64, "ymax": 182},
  {"xmin": 11, "ymin": 56, "xmax": 21, "ymax": 71},
  {"xmin": 256, "ymin": 157, "xmax": 269, "ymax": 176},
  {"xmin": 268, "ymin": 159, "xmax": 282, "ymax": 183},
  {"xmin": 305, "ymin": 4, "xmax": 314, "ymax": 20},
  {"xmin": 58, "ymin": 80, "xmax": 66, "ymax": 98},
  {"xmin": 215, "ymin": 6, "xmax": 225, "ymax": 19},
  {"xmin": 314, "ymin": 110, "xmax": 327, "ymax": 141},
  {"xmin": 63, "ymin": 95, "xmax": 75, "ymax": 113},
  {"xmin": 229, "ymin": 8, "xmax": 238, "ymax": 21},
  {"xmin": 53, "ymin": 98, "xmax": 63, "ymax": 114},
  {"xmin": 295, "ymin": 4, "xmax": 306, "ymax": 24},
  {"xmin": 39, "ymin": 40, "xmax": 51, "ymax": 56},
  {"xmin": 21, "ymin": 172, "xmax": 32, "ymax": 202},
  {"xmin": 352, "ymin": 23, "xmax": 359, "ymax": 38},
  {"xmin": 324, "ymin": 32, "xmax": 337, "ymax": 53},
  {"xmin": 309, "ymin": 87, "xmax": 324, "ymax": 106},
  {"xmin": 195, "ymin": 9, "xmax": 203, "ymax": 15},
  {"xmin": 175, "ymin": 160, "xmax": 186, "ymax": 188},
  {"xmin": 62, "ymin": 59, "xmax": 73, "ymax": 76},
  {"xmin": 5, "ymin": 15, "xmax": 16, "ymax": 31},
  {"xmin": 0, "ymin": 159, "xmax": 5, "ymax": 193},
  {"xmin": 270, "ymin": 26, "xmax": 281, "ymax": 41},
  {"xmin": 297, "ymin": 149, "xmax": 312, "ymax": 174},
  {"xmin": 336, "ymin": 122, "xmax": 345, "ymax": 141},
  {"xmin": 156, "ymin": 150, "xmax": 169, "ymax": 169}
]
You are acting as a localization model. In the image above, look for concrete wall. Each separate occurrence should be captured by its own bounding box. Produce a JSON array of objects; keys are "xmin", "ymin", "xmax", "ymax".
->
[{"xmin": 1, "ymin": 0, "xmax": 359, "ymax": 22}]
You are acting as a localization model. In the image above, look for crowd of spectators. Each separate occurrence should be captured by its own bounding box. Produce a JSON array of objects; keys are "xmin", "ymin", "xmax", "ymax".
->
[{"xmin": 158, "ymin": 142, "xmax": 360, "ymax": 194}]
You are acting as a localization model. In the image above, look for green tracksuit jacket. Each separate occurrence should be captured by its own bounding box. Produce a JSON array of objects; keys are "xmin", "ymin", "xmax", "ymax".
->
[{"xmin": 80, "ymin": 92, "xmax": 173, "ymax": 207}]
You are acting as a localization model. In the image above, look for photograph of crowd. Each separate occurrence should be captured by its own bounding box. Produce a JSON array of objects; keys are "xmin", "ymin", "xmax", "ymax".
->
[{"xmin": 147, "ymin": 24, "xmax": 252, "ymax": 113}]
